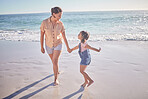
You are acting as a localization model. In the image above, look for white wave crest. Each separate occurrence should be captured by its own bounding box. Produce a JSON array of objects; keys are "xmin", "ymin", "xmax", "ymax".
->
[{"xmin": 0, "ymin": 30, "xmax": 148, "ymax": 42}]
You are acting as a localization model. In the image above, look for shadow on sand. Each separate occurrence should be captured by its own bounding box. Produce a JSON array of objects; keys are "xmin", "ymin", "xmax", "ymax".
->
[
  {"xmin": 63, "ymin": 86, "xmax": 84, "ymax": 99},
  {"xmin": 3, "ymin": 74, "xmax": 54, "ymax": 99},
  {"xmin": 19, "ymin": 82, "xmax": 54, "ymax": 99}
]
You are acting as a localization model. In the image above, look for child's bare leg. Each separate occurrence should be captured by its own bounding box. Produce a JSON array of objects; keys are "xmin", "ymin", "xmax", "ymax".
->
[
  {"xmin": 81, "ymin": 73, "xmax": 88, "ymax": 87},
  {"xmin": 80, "ymin": 65, "xmax": 93, "ymax": 87}
]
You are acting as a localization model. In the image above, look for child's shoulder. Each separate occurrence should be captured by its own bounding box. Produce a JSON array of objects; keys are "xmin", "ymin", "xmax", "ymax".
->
[{"xmin": 81, "ymin": 42, "xmax": 88, "ymax": 45}]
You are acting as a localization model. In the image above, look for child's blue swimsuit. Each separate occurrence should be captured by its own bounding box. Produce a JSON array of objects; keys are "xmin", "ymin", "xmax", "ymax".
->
[{"xmin": 78, "ymin": 43, "xmax": 91, "ymax": 65}]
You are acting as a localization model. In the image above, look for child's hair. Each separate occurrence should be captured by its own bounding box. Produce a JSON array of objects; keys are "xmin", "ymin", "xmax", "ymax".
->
[
  {"xmin": 51, "ymin": 7, "xmax": 62, "ymax": 15},
  {"xmin": 80, "ymin": 31, "xmax": 89, "ymax": 43}
]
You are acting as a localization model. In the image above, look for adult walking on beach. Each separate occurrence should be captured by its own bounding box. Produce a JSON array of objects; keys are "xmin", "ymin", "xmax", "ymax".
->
[{"xmin": 40, "ymin": 7, "xmax": 70, "ymax": 85}]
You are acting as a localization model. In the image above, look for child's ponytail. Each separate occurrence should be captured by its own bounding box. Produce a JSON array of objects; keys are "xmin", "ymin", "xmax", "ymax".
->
[
  {"xmin": 81, "ymin": 38, "xmax": 85, "ymax": 43},
  {"xmin": 80, "ymin": 31, "xmax": 89, "ymax": 43}
]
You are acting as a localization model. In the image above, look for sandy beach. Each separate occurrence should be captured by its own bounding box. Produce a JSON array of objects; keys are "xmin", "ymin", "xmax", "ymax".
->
[{"xmin": 0, "ymin": 40, "xmax": 148, "ymax": 99}]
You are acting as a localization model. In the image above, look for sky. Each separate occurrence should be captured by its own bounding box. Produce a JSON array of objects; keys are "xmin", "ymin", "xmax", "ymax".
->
[{"xmin": 0, "ymin": 0, "xmax": 148, "ymax": 14}]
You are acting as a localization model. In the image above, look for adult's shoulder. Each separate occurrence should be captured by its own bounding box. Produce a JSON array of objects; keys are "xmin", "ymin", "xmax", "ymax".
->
[
  {"xmin": 58, "ymin": 21, "xmax": 64, "ymax": 25},
  {"xmin": 42, "ymin": 18, "xmax": 49, "ymax": 23}
]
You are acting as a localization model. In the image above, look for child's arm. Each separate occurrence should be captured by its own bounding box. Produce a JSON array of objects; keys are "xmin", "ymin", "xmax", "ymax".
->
[
  {"xmin": 70, "ymin": 45, "xmax": 79, "ymax": 53},
  {"xmin": 85, "ymin": 44, "xmax": 101, "ymax": 52}
]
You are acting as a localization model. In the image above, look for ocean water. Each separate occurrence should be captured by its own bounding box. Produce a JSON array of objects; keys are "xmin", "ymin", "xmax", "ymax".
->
[{"xmin": 0, "ymin": 10, "xmax": 148, "ymax": 41}]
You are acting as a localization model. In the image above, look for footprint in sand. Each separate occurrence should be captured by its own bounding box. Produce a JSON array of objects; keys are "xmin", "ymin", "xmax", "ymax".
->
[
  {"xmin": 129, "ymin": 62, "xmax": 140, "ymax": 66},
  {"xmin": 24, "ymin": 78, "xmax": 29, "ymax": 80},
  {"xmin": 98, "ymin": 68, "xmax": 109, "ymax": 73},
  {"xmin": 100, "ymin": 68, "xmax": 109, "ymax": 71},
  {"xmin": 113, "ymin": 60, "xmax": 123, "ymax": 64},
  {"xmin": 4, "ymin": 68, "xmax": 11, "ymax": 71},
  {"xmin": 133, "ymin": 69, "xmax": 142, "ymax": 72},
  {"xmin": 16, "ymin": 73, "xmax": 23, "ymax": 76},
  {"xmin": 104, "ymin": 57, "xmax": 111, "ymax": 60},
  {"xmin": 9, "ymin": 74, "xmax": 15, "ymax": 77}
]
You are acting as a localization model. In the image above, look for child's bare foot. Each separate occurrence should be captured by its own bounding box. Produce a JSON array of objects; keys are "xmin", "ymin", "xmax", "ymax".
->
[
  {"xmin": 87, "ymin": 80, "xmax": 94, "ymax": 87},
  {"xmin": 81, "ymin": 82, "xmax": 88, "ymax": 88},
  {"xmin": 54, "ymin": 80, "xmax": 59, "ymax": 86}
]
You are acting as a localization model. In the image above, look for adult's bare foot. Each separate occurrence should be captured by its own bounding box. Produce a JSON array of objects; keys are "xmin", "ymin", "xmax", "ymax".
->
[{"xmin": 54, "ymin": 80, "xmax": 59, "ymax": 86}]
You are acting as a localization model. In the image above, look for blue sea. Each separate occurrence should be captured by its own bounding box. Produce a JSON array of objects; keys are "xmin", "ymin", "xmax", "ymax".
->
[{"xmin": 0, "ymin": 10, "xmax": 148, "ymax": 41}]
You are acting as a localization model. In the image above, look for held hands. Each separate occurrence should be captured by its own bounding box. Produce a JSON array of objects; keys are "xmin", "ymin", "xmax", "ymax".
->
[
  {"xmin": 69, "ymin": 49, "xmax": 72, "ymax": 53},
  {"xmin": 67, "ymin": 47, "xmax": 72, "ymax": 53}
]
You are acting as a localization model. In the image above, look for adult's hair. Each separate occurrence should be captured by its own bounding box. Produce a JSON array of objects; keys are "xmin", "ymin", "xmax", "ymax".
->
[
  {"xmin": 51, "ymin": 7, "xmax": 62, "ymax": 15},
  {"xmin": 80, "ymin": 31, "xmax": 89, "ymax": 43}
]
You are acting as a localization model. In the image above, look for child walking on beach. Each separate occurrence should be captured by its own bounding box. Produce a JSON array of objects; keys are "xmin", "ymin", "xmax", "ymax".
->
[{"xmin": 69, "ymin": 31, "xmax": 101, "ymax": 87}]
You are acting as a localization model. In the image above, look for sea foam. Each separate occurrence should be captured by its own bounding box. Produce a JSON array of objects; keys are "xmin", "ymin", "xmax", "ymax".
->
[{"xmin": 0, "ymin": 30, "xmax": 148, "ymax": 42}]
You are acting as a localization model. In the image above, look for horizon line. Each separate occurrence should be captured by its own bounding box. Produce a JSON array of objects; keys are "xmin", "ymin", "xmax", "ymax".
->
[{"xmin": 0, "ymin": 9, "xmax": 148, "ymax": 15}]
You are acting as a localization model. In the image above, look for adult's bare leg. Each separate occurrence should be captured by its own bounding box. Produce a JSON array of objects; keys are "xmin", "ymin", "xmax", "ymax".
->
[{"xmin": 52, "ymin": 50, "xmax": 61, "ymax": 85}]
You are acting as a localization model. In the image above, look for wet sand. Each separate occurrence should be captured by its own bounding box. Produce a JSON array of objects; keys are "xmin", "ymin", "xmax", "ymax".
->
[{"xmin": 0, "ymin": 40, "xmax": 148, "ymax": 99}]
